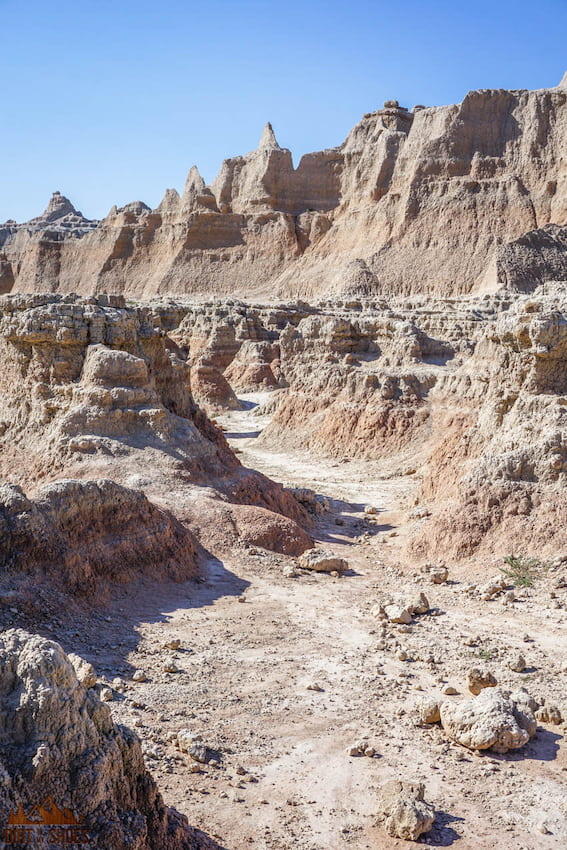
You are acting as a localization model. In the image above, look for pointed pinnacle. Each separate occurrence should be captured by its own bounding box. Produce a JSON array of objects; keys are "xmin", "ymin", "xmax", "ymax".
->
[{"xmin": 258, "ymin": 122, "xmax": 281, "ymax": 150}]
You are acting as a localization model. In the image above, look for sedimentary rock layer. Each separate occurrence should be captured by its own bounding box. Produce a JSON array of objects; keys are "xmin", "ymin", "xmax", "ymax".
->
[
  {"xmin": 0, "ymin": 478, "xmax": 199, "ymax": 596},
  {"xmin": 0, "ymin": 294, "xmax": 311, "ymax": 564},
  {"xmin": 175, "ymin": 282, "xmax": 567, "ymax": 560},
  {"xmin": 1, "ymin": 75, "xmax": 566, "ymax": 299}
]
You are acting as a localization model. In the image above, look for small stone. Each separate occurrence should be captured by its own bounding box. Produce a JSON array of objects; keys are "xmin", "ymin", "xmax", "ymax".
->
[
  {"xmin": 508, "ymin": 654, "xmax": 526, "ymax": 673},
  {"xmin": 132, "ymin": 669, "xmax": 147, "ymax": 682},
  {"xmin": 235, "ymin": 765, "xmax": 247, "ymax": 775},
  {"xmin": 177, "ymin": 729, "xmax": 203, "ymax": 753},
  {"xmin": 306, "ymin": 682, "xmax": 324, "ymax": 691},
  {"xmin": 100, "ymin": 687, "xmax": 113, "ymax": 702},
  {"xmin": 397, "ymin": 650, "xmax": 408, "ymax": 661},
  {"xmin": 164, "ymin": 658, "xmax": 180, "ymax": 673},
  {"xmin": 443, "ymin": 686, "xmax": 459, "ymax": 695},
  {"xmin": 188, "ymin": 743, "xmax": 209, "ymax": 764},
  {"xmin": 384, "ymin": 605, "xmax": 412, "ymax": 625},
  {"xmin": 467, "ymin": 668, "xmax": 498, "ymax": 695},
  {"xmin": 421, "ymin": 563, "xmax": 448, "ymax": 584},
  {"xmin": 190, "ymin": 763, "xmax": 202, "ymax": 774},
  {"xmin": 536, "ymin": 705, "xmax": 563, "ymax": 724},
  {"xmin": 282, "ymin": 564, "xmax": 298, "ymax": 578},
  {"xmin": 417, "ymin": 698, "xmax": 441, "ymax": 724},
  {"xmin": 348, "ymin": 746, "xmax": 362, "ymax": 757},
  {"xmin": 164, "ymin": 639, "xmax": 181, "ymax": 650},
  {"xmin": 409, "ymin": 591, "xmax": 429, "ymax": 615},
  {"xmin": 481, "ymin": 576, "xmax": 507, "ymax": 601},
  {"xmin": 377, "ymin": 780, "xmax": 435, "ymax": 841},
  {"xmin": 238, "ymin": 595, "xmax": 247, "ymax": 603},
  {"xmin": 297, "ymin": 549, "xmax": 348, "ymax": 573}
]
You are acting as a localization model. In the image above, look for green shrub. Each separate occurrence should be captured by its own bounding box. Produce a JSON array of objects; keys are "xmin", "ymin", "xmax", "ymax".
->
[{"xmin": 500, "ymin": 554, "xmax": 547, "ymax": 588}]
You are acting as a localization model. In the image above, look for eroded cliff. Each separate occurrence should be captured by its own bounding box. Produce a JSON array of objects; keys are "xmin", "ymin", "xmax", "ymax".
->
[{"xmin": 2, "ymin": 75, "xmax": 566, "ymax": 300}]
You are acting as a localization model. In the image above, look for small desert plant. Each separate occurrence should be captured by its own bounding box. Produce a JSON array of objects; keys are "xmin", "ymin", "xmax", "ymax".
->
[
  {"xmin": 475, "ymin": 647, "xmax": 496, "ymax": 661},
  {"xmin": 500, "ymin": 554, "xmax": 547, "ymax": 588}
]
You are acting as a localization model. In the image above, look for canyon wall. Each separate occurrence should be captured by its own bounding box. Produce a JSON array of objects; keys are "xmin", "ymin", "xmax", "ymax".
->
[
  {"xmin": 175, "ymin": 281, "xmax": 567, "ymax": 561},
  {"xmin": 0, "ymin": 294, "xmax": 312, "ymax": 585},
  {"xmin": 1, "ymin": 76, "xmax": 566, "ymax": 300}
]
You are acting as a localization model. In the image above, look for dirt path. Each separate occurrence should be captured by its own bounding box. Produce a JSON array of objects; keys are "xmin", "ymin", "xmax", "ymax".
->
[{"xmin": 80, "ymin": 393, "xmax": 566, "ymax": 850}]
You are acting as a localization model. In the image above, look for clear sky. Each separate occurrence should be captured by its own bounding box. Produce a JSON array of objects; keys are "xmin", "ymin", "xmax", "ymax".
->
[{"xmin": 1, "ymin": 0, "xmax": 566, "ymax": 222}]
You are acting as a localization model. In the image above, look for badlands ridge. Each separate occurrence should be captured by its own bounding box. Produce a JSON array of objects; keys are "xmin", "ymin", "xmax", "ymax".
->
[
  {"xmin": 1, "ymin": 73, "xmax": 566, "ymax": 299},
  {"xmin": 0, "ymin": 75, "xmax": 565, "ymax": 849}
]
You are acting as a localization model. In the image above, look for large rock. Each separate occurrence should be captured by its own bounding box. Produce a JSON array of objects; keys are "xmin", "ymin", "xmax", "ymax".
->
[
  {"xmin": 297, "ymin": 548, "xmax": 348, "ymax": 572},
  {"xmin": 0, "ymin": 629, "xmax": 217, "ymax": 849},
  {"xmin": 440, "ymin": 687, "xmax": 537, "ymax": 753}
]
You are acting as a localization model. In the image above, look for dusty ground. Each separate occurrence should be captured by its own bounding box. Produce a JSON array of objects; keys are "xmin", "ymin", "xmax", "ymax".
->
[{"xmin": 10, "ymin": 392, "xmax": 565, "ymax": 850}]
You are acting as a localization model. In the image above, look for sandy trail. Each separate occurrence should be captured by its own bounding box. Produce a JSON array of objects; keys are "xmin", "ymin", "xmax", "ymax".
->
[{"xmin": 71, "ymin": 392, "xmax": 567, "ymax": 850}]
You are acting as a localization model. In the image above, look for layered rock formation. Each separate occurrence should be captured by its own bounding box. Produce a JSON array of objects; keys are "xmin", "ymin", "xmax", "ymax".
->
[
  {"xmin": 0, "ymin": 294, "xmax": 311, "ymax": 568},
  {"xmin": 2, "ymin": 75, "xmax": 566, "ymax": 299},
  {"xmin": 411, "ymin": 282, "xmax": 567, "ymax": 559},
  {"xmin": 0, "ymin": 192, "xmax": 97, "ymax": 293},
  {"xmin": 175, "ymin": 281, "xmax": 567, "ymax": 560},
  {"xmin": 0, "ymin": 293, "xmax": 233, "ymax": 483},
  {"xmin": 0, "ymin": 478, "xmax": 198, "ymax": 597},
  {"xmin": 0, "ymin": 629, "xmax": 218, "ymax": 849}
]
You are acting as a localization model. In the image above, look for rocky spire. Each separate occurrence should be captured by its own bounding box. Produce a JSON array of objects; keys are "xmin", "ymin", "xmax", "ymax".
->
[
  {"xmin": 183, "ymin": 165, "xmax": 207, "ymax": 199},
  {"xmin": 257, "ymin": 122, "xmax": 281, "ymax": 150},
  {"xmin": 181, "ymin": 165, "xmax": 218, "ymax": 212},
  {"xmin": 558, "ymin": 70, "xmax": 567, "ymax": 89},
  {"xmin": 41, "ymin": 192, "xmax": 77, "ymax": 222},
  {"xmin": 157, "ymin": 188, "xmax": 180, "ymax": 212}
]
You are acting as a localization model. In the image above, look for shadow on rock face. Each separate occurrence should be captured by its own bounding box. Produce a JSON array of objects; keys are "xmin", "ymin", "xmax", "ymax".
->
[{"xmin": 0, "ymin": 629, "xmax": 228, "ymax": 850}]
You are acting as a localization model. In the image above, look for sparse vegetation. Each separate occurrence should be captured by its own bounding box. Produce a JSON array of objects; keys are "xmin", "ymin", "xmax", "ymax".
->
[
  {"xmin": 476, "ymin": 648, "xmax": 496, "ymax": 661},
  {"xmin": 500, "ymin": 554, "xmax": 548, "ymax": 587}
]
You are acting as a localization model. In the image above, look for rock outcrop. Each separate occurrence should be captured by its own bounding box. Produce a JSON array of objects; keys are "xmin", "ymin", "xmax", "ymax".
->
[
  {"xmin": 172, "ymin": 281, "xmax": 567, "ymax": 560},
  {"xmin": 0, "ymin": 293, "xmax": 234, "ymax": 483},
  {"xmin": 0, "ymin": 294, "xmax": 311, "ymax": 564},
  {"xmin": 0, "ymin": 478, "xmax": 198, "ymax": 597},
  {"xmin": 0, "ymin": 629, "xmax": 218, "ymax": 849},
  {"xmin": 494, "ymin": 224, "xmax": 567, "ymax": 292},
  {"xmin": 2, "ymin": 75, "xmax": 566, "ymax": 299}
]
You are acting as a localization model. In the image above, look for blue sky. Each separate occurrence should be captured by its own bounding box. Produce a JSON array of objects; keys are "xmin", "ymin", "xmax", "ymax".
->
[{"xmin": 1, "ymin": 0, "xmax": 565, "ymax": 222}]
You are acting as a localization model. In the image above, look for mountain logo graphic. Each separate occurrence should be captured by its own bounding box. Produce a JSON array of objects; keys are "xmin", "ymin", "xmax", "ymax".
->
[
  {"xmin": 8, "ymin": 797, "xmax": 81, "ymax": 825},
  {"xmin": 3, "ymin": 797, "xmax": 90, "ymax": 845}
]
